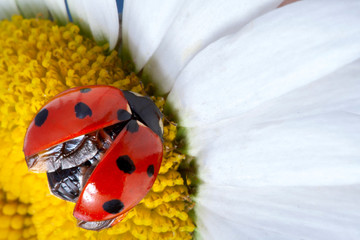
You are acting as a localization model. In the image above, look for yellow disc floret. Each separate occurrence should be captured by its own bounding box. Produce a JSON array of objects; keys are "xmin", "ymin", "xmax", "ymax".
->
[
  {"xmin": 0, "ymin": 190, "xmax": 35, "ymax": 240},
  {"xmin": 0, "ymin": 16, "xmax": 195, "ymax": 239}
]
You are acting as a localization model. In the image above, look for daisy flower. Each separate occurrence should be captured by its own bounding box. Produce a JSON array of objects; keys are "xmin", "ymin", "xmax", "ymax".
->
[{"xmin": 0, "ymin": 0, "xmax": 359, "ymax": 240}]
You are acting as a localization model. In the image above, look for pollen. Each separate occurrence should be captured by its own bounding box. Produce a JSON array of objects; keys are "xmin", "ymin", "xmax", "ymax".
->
[
  {"xmin": 0, "ymin": 16, "xmax": 195, "ymax": 239},
  {"xmin": 0, "ymin": 190, "xmax": 35, "ymax": 240}
]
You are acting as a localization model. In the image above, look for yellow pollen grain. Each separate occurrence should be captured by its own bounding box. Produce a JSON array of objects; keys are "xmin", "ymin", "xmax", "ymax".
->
[
  {"xmin": 0, "ymin": 16, "xmax": 195, "ymax": 240},
  {"xmin": 0, "ymin": 190, "xmax": 35, "ymax": 240}
]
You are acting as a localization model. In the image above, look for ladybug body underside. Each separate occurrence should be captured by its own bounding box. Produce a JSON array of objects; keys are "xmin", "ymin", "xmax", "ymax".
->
[{"xmin": 23, "ymin": 86, "xmax": 164, "ymax": 230}]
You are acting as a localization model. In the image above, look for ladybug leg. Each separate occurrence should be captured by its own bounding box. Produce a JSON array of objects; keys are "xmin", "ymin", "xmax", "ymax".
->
[
  {"xmin": 103, "ymin": 121, "xmax": 129, "ymax": 140},
  {"xmin": 98, "ymin": 129, "xmax": 113, "ymax": 147},
  {"xmin": 77, "ymin": 210, "xmax": 129, "ymax": 231},
  {"xmin": 110, "ymin": 211, "xmax": 129, "ymax": 227},
  {"xmin": 77, "ymin": 218, "xmax": 115, "ymax": 231}
]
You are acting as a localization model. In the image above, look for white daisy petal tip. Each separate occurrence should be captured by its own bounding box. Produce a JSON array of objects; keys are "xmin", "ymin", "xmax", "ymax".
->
[
  {"xmin": 0, "ymin": 0, "xmax": 20, "ymax": 20},
  {"xmin": 44, "ymin": 0, "xmax": 68, "ymax": 25},
  {"xmin": 15, "ymin": 0, "xmax": 49, "ymax": 19},
  {"xmin": 122, "ymin": 0, "xmax": 184, "ymax": 72},
  {"xmin": 67, "ymin": 0, "xmax": 120, "ymax": 50}
]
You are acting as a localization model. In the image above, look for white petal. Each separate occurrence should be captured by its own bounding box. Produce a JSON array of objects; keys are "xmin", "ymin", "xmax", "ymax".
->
[
  {"xmin": 67, "ymin": 0, "xmax": 119, "ymax": 50},
  {"xmin": 144, "ymin": 0, "xmax": 282, "ymax": 93},
  {"xmin": 66, "ymin": 0, "xmax": 90, "ymax": 35},
  {"xmin": 195, "ymin": 112, "xmax": 360, "ymax": 187},
  {"xmin": 190, "ymin": 59, "xmax": 360, "ymax": 187},
  {"xmin": 122, "ymin": 0, "xmax": 184, "ymax": 71},
  {"xmin": 0, "ymin": 0, "xmax": 20, "ymax": 20},
  {"xmin": 15, "ymin": 0, "xmax": 49, "ymax": 18},
  {"xmin": 168, "ymin": 0, "xmax": 360, "ymax": 126},
  {"xmin": 196, "ymin": 185, "xmax": 360, "ymax": 240},
  {"xmin": 44, "ymin": 0, "xmax": 68, "ymax": 24},
  {"xmin": 193, "ymin": 59, "xmax": 360, "ymax": 238}
]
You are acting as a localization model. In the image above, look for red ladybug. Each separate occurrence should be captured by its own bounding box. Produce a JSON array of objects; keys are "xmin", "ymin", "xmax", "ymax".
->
[{"xmin": 23, "ymin": 86, "xmax": 163, "ymax": 230}]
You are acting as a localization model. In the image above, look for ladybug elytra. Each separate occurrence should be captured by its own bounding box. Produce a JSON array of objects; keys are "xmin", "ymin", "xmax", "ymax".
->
[{"xmin": 23, "ymin": 86, "xmax": 163, "ymax": 230}]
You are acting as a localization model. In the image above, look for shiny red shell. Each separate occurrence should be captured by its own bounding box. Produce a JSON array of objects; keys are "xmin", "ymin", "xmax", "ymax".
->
[
  {"xmin": 24, "ymin": 86, "xmax": 130, "ymax": 158},
  {"xmin": 74, "ymin": 120, "xmax": 162, "ymax": 221},
  {"xmin": 23, "ymin": 85, "xmax": 163, "ymax": 223}
]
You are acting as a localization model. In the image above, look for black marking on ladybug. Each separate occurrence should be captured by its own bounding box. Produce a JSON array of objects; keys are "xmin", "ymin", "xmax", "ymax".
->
[
  {"xmin": 103, "ymin": 199, "xmax": 124, "ymax": 214},
  {"xmin": 116, "ymin": 155, "xmax": 136, "ymax": 174},
  {"xmin": 147, "ymin": 165, "xmax": 154, "ymax": 177},
  {"xmin": 80, "ymin": 88, "xmax": 91, "ymax": 93},
  {"xmin": 122, "ymin": 91, "xmax": 163, "ymax": 141},
  {"xmin": 126, "ymin": 120, "xmax": 139, "ymax": 133},
  {"xmin": 75, "ymin": 102, "xmax": 92, "ymax": 119},
  {"xmin": 35, "ymin": 108, "xmax": 48, "ymax": 127},
  {"xmin": 117, "ymin": 109, "xmax": 131, "ymax": 121}
]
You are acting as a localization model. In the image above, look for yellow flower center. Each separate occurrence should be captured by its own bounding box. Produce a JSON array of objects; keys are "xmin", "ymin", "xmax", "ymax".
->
[{"xmin": 0, "ymin": 16, "xmax": 195, "ymax": 239}]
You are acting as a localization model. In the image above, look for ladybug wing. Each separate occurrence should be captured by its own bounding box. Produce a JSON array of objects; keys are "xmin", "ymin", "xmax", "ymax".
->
[
  {"xmin": 73, "ymin": 120, "xmax": 163, "ymax": 222},
  {"xmin": 24, "ymin": 86, "xmax": 131, "ymax": 172}
]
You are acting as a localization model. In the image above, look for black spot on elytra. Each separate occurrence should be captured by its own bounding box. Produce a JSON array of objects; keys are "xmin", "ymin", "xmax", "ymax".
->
[
  {"xmin": 103, "ymin": 199, "xmax": 124, "ymax": 214},
  {"xmin": 116, "ymin": 155, "xmax": 135, "ymax": 174},
  {"xmin": 80, "ymin": 88, "xmax": 91, "ymax": 93},
  {"xmin": 117, "ymin": 109, "xmax": 131, "ymax": 121},
  {"xmin": 147, "ymin": 165, "xmax": 154, "ymax": 177},
  {"xmin": 35, "ymin": 109, "xmax": 48, "ymax": 127},
  {"xmin": 126, "ymin": 120, "xmax": 139, "ymax": 133},
  {"xmin": 75, "ymin": 102, "xmax": 92, "ymax": 119}
]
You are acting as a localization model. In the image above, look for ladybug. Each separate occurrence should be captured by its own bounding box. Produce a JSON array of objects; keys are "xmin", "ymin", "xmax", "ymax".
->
[{"xmin": 23, "ymin": 86, "xmax": 163, "ymax": 230}]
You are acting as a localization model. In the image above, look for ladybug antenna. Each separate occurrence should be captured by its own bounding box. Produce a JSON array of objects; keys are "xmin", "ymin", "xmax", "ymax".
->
[{"xmin": 163, "ymin": 115, "xmax": 177, "ymax": 126}]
